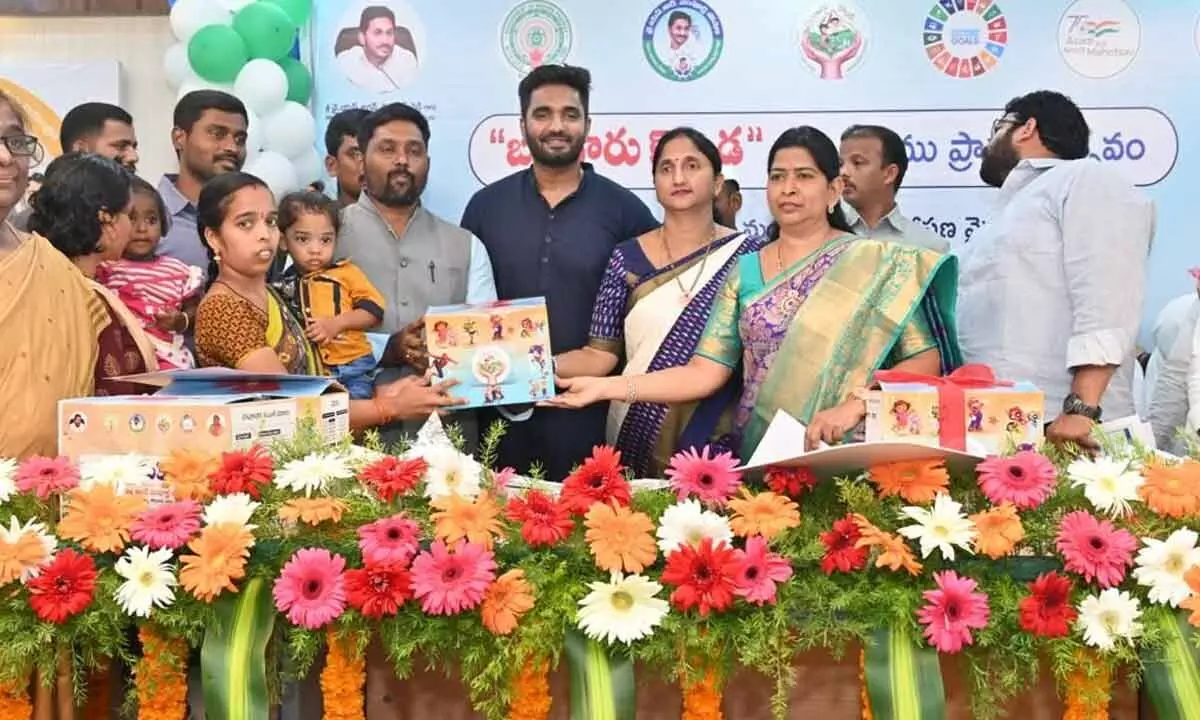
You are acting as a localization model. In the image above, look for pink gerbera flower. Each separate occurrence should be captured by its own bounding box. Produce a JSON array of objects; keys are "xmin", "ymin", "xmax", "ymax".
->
[
  {"xmin": 666, "ymin": 446, "xmax": 742, "ymax": 507},
  {"xmin": 491, "ymin": 467, "xmax": 517, "ymax": 493},
  {"xmin": 731, "ymin": 536, "xmax": 793, "ymax": 605},
  {"xmin": 357, "ymin": 514, "xmax": 422, "ymax": 566},
  {"xmin": 1055, "ymin": 511, "xmax": 1137, "ymax": 588},
  {"xmin": 131, "ymin": 501, "xmax": 202, "ymax": 550},
  {"xmin": 916, "ymin": 570, "xmax": 990, "ymax": 653},
  {"xmin": 410, "ymin": 540, "xmax": 496, "ymax": 616},
  {"xmin": 15, "ymin": 456, "xmax": 79, "ymax": 499},
  {"xmin": 272, "ymin": 548, "xmax": 347, "ymax": 629},
  {"xmin": 976, "ymin": 452, "xmax": 1058, "ymax": 510}
]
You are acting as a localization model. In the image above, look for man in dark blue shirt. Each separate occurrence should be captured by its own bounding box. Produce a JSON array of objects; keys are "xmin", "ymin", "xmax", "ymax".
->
[{"xmin": 461, "ymin": 64, "xmax": 658, "ymax": 481}]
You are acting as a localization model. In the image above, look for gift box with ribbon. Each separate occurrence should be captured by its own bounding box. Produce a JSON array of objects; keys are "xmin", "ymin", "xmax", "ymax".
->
[{"xmin": 864, "ymin": 364, "xmax": 1044, "ymax": 455}]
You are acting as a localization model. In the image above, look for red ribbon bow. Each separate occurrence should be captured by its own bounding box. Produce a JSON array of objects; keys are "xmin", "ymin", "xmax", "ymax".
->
[{"xmin": 873, "ymin": 364, "xmax": 1012, "ymax": 450}]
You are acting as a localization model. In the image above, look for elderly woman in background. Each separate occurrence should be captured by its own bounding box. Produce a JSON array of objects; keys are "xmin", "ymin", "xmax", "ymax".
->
[
  {"xmin": 0, "ymin": 93, "xmax": 100, "ymax": 459},
  {"xmin": 29, "ymin": 152, "xmax": 158, "ymax": 395}
]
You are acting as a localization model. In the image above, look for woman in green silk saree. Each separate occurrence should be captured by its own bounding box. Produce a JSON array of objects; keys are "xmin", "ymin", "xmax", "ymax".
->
[{"xmin": 547, "ymin": 126, "xmax": 961, "ymax": 460}]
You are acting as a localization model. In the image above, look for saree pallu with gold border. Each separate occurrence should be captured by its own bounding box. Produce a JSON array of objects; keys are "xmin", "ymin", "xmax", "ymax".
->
[{"xmin": 696, "ymin": 235, "xmax": 961, "ymax": 458}]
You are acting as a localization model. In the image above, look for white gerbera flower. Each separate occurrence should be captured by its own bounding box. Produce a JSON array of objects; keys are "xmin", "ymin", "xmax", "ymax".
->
[
  {"xmin": 897, "ymin": 493, "xmax": 976, "ymax": 561},
  {"xmin": 79, "ymin": 454, "xmax": 157, "ymax": 494},
  {"xmin": 343, "ymin": 445, "xmax": 386, "ymax": 471},
  {"xmin": 0, "ymin": 458, "xmax": 17, "ymax": 503},
  {"xmin": 1132, "ymin": 528, "xmax": 1200, "ymax": 607},
  {"xmin": 114, "ymin": 546, "xmax": 177, "ymax": 617},
  {"xmin": 415, "ymin": 446, "xmax": 483, "ymax": 501},
  {"xmin": 655, "ymin": 498, "xmax": 733, "ymax": 555},
  {"xmin": 202, "ymin": 493, "xmax": 260, "ymax": 531},
  {"xmin": 1067, "ymin": 457, "xmax": 1144, "ymax": 518},
  {"xmin": 0, "ymin": 516, "xmax": 56, "ymax": 583},
  {"xmin": 1077, "ymin": 588, "xmax": 1143, "ymax": 651},
  {"xmin": 273, "ymin": 452, "xmax": 353, "ymax": 497},
  {"xmin": 576, "ymin": 572, "xmax": 669, "ymax": 645}
]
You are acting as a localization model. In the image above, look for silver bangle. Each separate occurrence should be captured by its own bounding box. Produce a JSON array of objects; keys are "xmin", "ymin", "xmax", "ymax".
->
[{"xmin": 624, "ymin": 379, "xmax": 638, "ymax": 405}]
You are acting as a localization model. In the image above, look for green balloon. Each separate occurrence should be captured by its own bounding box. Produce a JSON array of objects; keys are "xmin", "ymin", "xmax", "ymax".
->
[
  {"xmin": 278, "ymin": 58, "xmax": 312, "ymax": 104},
  {"xmin": 233, "ymin": 2, "xmax": 298, "ymax": 61},
  {"xmin": 187, "ymin": 25, "xmax": 249, "ymax": 83},
  {"xmin": 264, "ymin": 0, "xmax": 311, "ymax": 27}
]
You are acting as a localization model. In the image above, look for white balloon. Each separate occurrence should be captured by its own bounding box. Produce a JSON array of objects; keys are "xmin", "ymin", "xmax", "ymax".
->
[
  {"xmin": 244, "ymin": 150, "xmax": 299, "ymax": 200},
  {"xmin": 233, "ymin": 59, "xmax": 288, "ymax": 117},
  {"xmin": 245, "ymin": 110, "xmax": 266, "ymax": 161},
  {"xmin": 291, "ymin": 147, "xmax": 323, "ymax": 186},
  {"xmin": 163, "ymin": 43, "xmax": 193, "ymax": 90},
  {"xmin": 176, "ymin": 77, "xmax": 234, "ymax": 102},
  {"xmin": 169, "ymin": 0, "xmax": 231, "ymax": 43},
  {"xmin": 215, "ymin": 0, "xmax": 255, "ymax": 11},
  {"xmin": 262, "ymin": 102, "xmax": 317, "ymax": 160}
]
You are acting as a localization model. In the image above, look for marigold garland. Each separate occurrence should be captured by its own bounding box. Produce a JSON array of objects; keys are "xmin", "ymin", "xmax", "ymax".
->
[
  {"xmin": 1061, "ymin": 650, "xmax": 1111, "ymax": 720},
  {"xmin": 681, "ymin": 665, "xmax": 723, "ymax": 720},
  {"xmin": 321, "ymin": 629, "xmax": 366, "ymax": 720},
  {"xmin": 0, "ymin": 676, "xmax": 30, "ymax": 720},
  {"xmin": 859, "ymin": 648, "xmax": 873, "ymax": 720},
  {"xmin": 135, "ymin": 625, "xmax": 188, "ymax": 720},
  {"xmin": 507, "ymin": 659, "xmax": 551, "ymax": 720}
]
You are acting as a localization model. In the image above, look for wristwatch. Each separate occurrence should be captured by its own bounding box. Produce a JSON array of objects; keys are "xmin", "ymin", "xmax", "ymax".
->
[{"xmin": 1062, "ymin": 393, "xmax": 1102, "ymax": 422}]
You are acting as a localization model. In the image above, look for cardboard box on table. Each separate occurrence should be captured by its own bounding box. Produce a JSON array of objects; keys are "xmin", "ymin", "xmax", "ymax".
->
[
  {"xmin": 58, "ymin": 369, "xmax": 350, "ymax": 501},
  {"xmin": 423, "ymin": 296, "xmax": 555, "ymax": 409}
]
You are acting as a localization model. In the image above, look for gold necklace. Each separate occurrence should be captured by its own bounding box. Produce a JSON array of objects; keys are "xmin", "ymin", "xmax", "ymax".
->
[{"xmin": 661, "ymin": 226, "xmax": 716, "ymax": 305}]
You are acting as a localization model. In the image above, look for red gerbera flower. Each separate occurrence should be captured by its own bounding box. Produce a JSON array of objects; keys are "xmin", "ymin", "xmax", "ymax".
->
[
  {"xmin": 360, "ymin": 456, "xmax": 428, "ymax": 502},
  {"xmin": 345, "ymin": 562, "xmax": 413, "ymax": 619},
  {"xmin": 209, "ymin": 446, "xmax": 273, "ymax": 498},
  {"xmin": 1018, "ymin": 571, "xmax": 1078, "ymax": 638},
  {"xmin": 764, "ymin": 466, "xmax": 818, "ymax": 500},
  {"xmin": 559, "ymin": 446, "xmax": 631, "ymax": 516},
  {"xmin": 660, "ymin": 537, "xmax": 738, "ymax": 617},
  {"xmin": 505, "ymin": 490, "xmax": 575, "ymax": 547},
  {"xmin": 27, "ymin": 549, "xmax": 97, "ymax": 624},
  {"xmin": 819, "ymin": 515, "xmax": 868, "ymax": 575}
]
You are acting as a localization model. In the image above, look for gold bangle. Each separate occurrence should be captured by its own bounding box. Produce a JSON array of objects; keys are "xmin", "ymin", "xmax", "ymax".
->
[{"xmin": 373, "ymin": 397, "xmax": 395, "ymax": 426}]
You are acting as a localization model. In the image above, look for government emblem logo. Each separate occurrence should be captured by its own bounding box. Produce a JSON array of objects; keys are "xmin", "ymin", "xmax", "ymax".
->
[{"xmin": 501, "ymin": 0, "xmax": 574, "ymax": 75}]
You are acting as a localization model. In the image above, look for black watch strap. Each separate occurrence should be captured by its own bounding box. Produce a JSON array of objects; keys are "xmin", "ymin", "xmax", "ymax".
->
[{"xmin": 1062, "ymin": 393, "xmax": 1102, "ymax": 422}]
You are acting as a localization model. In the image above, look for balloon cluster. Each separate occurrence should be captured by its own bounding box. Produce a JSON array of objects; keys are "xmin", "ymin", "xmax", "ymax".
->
[{"xmin": 164, "ymin": 0, "xmax": 319, "ymax": 198}]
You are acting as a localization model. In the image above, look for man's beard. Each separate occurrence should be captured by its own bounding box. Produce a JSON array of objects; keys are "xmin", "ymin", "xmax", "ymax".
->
[
  {"xmin": 979, "ymin": 135, "xmax": 1019, "ymax": 188},
  {"xmin": 525, "ymin": 130, "xmax": 585, "ymax": 168},
  {"xmin": 369, "ymin": 168, "xmax": 424, "ymax": 208}
]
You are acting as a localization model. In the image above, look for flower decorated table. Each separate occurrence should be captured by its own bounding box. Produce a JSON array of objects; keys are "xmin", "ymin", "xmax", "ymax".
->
[{"xmin": 1, "ymin": 418, "xmax": 1197, "ymax": 720}]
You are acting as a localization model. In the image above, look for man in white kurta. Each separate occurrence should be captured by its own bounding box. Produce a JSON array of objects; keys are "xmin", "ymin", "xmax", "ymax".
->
[
  {"xmin": 337, "ymin": 6, "xmax": 418, "ymax": 94},
  {"xmin": 956, "ymin": 90, "xmax": 1155, "ymax": 449}
]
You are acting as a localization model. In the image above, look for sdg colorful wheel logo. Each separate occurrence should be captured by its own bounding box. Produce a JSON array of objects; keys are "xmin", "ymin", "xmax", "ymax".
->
[{"xmin": 922, "ymin": 0, "xmax": 1008, "ymax": 79}]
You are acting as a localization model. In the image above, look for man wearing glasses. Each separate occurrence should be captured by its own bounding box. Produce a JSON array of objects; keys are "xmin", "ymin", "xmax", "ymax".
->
[{"xmin": 956, "ymin": 90, "xmax": 1155, "ymax": 450}]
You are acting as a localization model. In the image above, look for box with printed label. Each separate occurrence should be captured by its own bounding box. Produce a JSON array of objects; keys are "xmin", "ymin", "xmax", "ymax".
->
[
  {"xmin": 424, "ymin": 297, "xmax": 555, "ymax": 409},
  {"xmin": 58, "ymin": 370, "xmax": 350, "ymax": 502},
  {"xmin": 864, "ymin": 381, "xmax": 1044, "ymax": 456}
]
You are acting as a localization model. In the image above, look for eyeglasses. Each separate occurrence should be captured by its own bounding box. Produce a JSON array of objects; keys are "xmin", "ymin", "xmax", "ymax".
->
[
  {"xmin": 990, "ymin": 115, "xmax": 1021, "ymax": 138},
  {"xmin": 0, "ymin": 134, "xmax": 44, "ymax": 163}
]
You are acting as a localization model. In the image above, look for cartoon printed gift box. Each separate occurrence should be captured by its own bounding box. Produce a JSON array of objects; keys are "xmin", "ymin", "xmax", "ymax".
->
[
  {"xmin": 863, "ymin": 365, "xmax": 1044, "ymax": 455},
  {"xmin": 423, "ymin": 297, "xmax": 555, "ymax": 410}
]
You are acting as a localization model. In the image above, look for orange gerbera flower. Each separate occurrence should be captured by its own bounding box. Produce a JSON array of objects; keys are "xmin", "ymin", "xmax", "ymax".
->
[
  {"xmin": 1181, "ymin": 566, "xmax": 1200, "ymax": 628},
  {"xmin": 1139, "ymin": 461, "xmax": 1200, "ymax": 519},
  {"xmin": 432, "ymin": 491, "xmax": 503, "ymax": 550},
  {"xmin": 159, "ymin": 448, "xmax": 218, "ymax": 502},
  {"xmin": 852, "ymin": 514, "xmax": 922, "ymax": 576},
  {"xmin": 178, "ymin": 523, "xmax": 254, "ymax": 602},
  {"xmin": 56, "ymin": 484, "xmax": 147, "ymax": 554},
  {"xmin": 0, "ymin": 520, "xmax": 53, "ymax": 585},
  {"xmin": 279, "ymin": 498, "xmax": 349, "ymax": 527},
  {"xmin": 867, "ymin": 460, "xmax": 949, "ymax": 504},
  {"xmin": 584, "ymin": 501, "xmax": 657, "ymax": 574},
  {"xmin": 481, "ymin": 568, "xmax": 535, "ymax": 636},
  {"xmin": 969, "ymin": 504, "xmax": 1025, "ymax": 559},
  {"xmin": 727, "ymin": 488, "xmax": 800, "ymax": 540}
]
